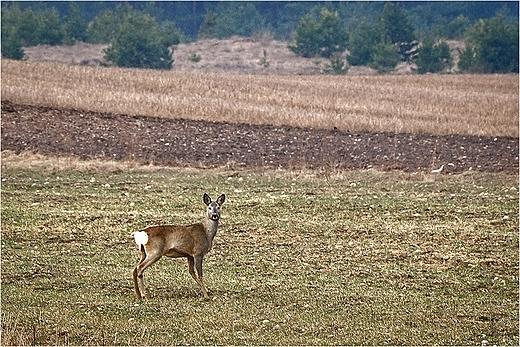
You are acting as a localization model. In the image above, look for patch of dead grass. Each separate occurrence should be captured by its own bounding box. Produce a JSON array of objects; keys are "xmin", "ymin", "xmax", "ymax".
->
[
  {"xmin": 22, "ymin": 41, "xmax": 107, "ymax": 66},
  {"xmin": 1, "ymin": 150, "xmax": 142, "ymax": 173}
]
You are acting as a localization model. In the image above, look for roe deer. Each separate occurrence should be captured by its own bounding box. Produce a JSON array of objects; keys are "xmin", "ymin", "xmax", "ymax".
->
[{"xmin": 132, "ymin": 193, "xmax": 225, "ymax": 300}]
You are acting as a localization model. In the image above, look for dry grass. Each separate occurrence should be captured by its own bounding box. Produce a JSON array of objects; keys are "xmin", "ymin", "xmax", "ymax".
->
[
  {"xmin": 172, "ymin": 36, "xmax": 329, "ymax": 75},
  {"xmin": 21, "ymin": 37, "xmax": 334, "ymax": 74},
  {"xmin": 20, "ymin": 37, "xmax": 465, "ymax": 75},
  {"xmin": 2, "ymin": 59, "xmax": 518, "ymax": 137},
  {"xmin": 22, "ymin": 41, "xmax": 107, "ymax": 66},
  {"xmin": 0, "ymin": 150, "xmax": 141, "ymax": 173}
]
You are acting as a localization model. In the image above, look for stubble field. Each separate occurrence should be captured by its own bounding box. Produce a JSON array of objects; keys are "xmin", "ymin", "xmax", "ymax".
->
[
  {"xmin": 1, "ymin": 57, "xmax": 519, "ymax": 345},
  {"xmin": 2, "ymin": 60, "xmax": 518, "ymax": 137}
]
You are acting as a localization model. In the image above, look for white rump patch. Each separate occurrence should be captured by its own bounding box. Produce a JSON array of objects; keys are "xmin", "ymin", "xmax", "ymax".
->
[{"xmin": 133, "ymin": 231, "xmax": 148, "ymax": 246}]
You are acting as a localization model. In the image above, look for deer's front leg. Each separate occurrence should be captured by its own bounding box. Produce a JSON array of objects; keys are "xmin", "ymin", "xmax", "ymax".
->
[
  {"xmin": 194, "ymin": 256, "xmax": 210, "ymax": 299},
  {"xmin": 187, "ymin": 256, "xmax": 198, "ymax": 282}
]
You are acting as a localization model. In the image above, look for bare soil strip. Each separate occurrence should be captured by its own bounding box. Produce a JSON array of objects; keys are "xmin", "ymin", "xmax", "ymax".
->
[{"xmin": 1, "ymin": 100, "xmax": 518, "ymax": 173}]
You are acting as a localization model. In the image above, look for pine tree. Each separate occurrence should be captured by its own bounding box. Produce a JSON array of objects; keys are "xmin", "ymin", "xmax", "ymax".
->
[
  {"xmin": 36, "ymin": 8, "xmax": 65, "ymax": 45},
  {"xmin": 370, "ymin": 43, "xmax": 399, "ymax": 73},
  {"xmin": 213, "ymin": 3, "xmax": 266, "ymax": 39},
  {"xmin": 63, "ymin": 3, "xmax": 87, "ymax": 44},
  {"xmin": 460, "ymin": 15, "xmax": 519, "ymax": 73},
  {"xmin": 198, "ymin": 10, "xmax": 218, "ymax": 39},
  {"xmin": 378, "ymin": 2, "xmax": 417, "ymax": 62},
  {"xmin": 347, "ymin": 20, "xmax": 380, "ymax": 66},
  {"xmin": 1, "ymin": 31, "xmax": 25, "ymax": 60},
  {"xmin": 104, "ymin": 8, "xmax": 173, "ymax": 70},
  {"xmin": 87, "ymin": 10, "xmax": 118, "ymax": 44},
  {"xmin": 378, "ymin": 2, "xmax": 416, "ymax": 45},
  {"xmin": 289, "ymin": 8, "xmax": 348, "ymax": 58}
]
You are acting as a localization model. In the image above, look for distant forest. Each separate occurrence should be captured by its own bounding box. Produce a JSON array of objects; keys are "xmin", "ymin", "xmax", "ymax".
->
[
  {"xmin": 3, "ymin": 1, "xmax": 519, "ymax": 40},
  {"xmin": 2, "ymin": 1, "xmax": 518, "ymax": 73}
]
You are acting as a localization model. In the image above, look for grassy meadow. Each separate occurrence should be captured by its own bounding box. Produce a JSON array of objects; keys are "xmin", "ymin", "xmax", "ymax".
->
[
  {"xmin": 1, "ymin": 153, "xmax": 518, "ymax": 345},
  {"xmin": 1, "ymin": 60, "xmax": 518, "ymax": 137}
]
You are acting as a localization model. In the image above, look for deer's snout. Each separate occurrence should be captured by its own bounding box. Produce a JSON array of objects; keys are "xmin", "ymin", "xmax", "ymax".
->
[{"xmin": 210, "ymin": 213, "xmax": 220, "ymax": 220}]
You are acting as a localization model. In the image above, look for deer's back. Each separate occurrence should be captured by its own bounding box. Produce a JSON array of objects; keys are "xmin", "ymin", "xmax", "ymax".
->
[{"xmin": 144, "ymin": 224, "xmax": 209, "ymax": 257}]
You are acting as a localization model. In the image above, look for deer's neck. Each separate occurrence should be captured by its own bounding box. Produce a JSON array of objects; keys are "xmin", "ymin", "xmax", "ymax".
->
[{"xmin": 204, "ymin": 218, "xmax": 219, "ymax": 241}]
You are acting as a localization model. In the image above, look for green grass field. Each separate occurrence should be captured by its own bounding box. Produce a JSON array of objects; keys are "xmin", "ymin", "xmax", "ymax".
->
[{"xmin": 1, "ymin": 161, "xmax": 518, "ymax": 345}]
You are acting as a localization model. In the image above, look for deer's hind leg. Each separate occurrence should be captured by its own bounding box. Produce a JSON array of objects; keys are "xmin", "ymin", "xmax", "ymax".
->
[
  {"xmin": 133, "ymin": 245, "xmax": 147, "ymax": 299},
  {"xmin": 133, "ymin": 247, "xmax": 162, "ymax": 300}
]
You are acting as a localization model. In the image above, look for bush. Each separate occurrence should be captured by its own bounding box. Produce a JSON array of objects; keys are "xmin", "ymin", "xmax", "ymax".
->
[
  {"xmin": 188, "ymin": 52, "xmax": 202, "ymax": 63},
  {"xmin": 370, "ymin": 43, "xmax": 399, "ymax": 73},
  {"xmin": 104, "ymin": 9, "xmax": 173, "ymax": 70},
  {"xmin": 323, "ymin": 53, "xmax": 348, "ymax": 75},
  {"xmin": 289, "ymin": 8, "xmax": 348, "ymax": 58},
  {"xmin": 415, "ymin": 39, "xmax": 453, "ymax": 74},
  {"xmin": 258, "ymin": 49, "xmax": 270, "ymax": 68}
]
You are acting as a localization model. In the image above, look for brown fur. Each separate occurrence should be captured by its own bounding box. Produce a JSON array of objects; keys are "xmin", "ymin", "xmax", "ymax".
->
[{"xmin": 133, "ymin": 193, "xmax": 225, "ymax": 300}]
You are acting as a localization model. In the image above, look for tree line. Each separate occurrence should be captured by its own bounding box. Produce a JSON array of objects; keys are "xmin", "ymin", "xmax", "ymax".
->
[{"xmin": 1, "ymin": 1, "xmax": 518, "ymax": 73}]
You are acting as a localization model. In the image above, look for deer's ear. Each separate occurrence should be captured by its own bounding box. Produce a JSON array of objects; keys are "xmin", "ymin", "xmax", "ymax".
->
[
  {"xmin": 217, "ymin": 194, "xmax": 225, "ymax": 205},
  {"xmin": 203, "ymin": 193, "xmax": 211, "ymax": 205}
]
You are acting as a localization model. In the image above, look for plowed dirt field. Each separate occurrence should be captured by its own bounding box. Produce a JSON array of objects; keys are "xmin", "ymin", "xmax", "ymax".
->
[{"xmin": 2, "ymin": 100, "xmax": 518, "ymax": 174}]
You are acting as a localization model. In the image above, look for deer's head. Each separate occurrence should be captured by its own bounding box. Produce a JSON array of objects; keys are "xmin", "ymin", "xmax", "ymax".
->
[{"xmin": 203, "ymin": 193, "xmax": 225, "ymax": 221}]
